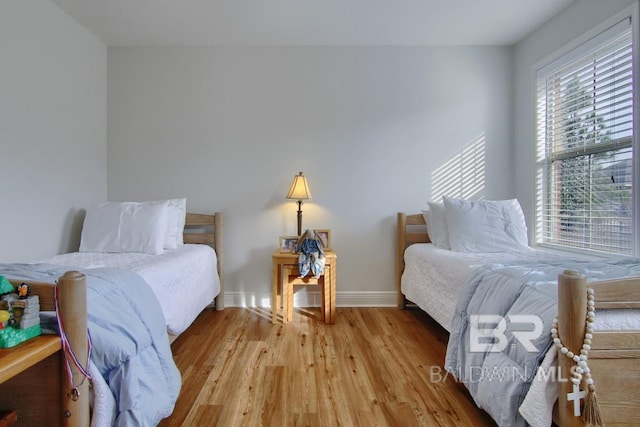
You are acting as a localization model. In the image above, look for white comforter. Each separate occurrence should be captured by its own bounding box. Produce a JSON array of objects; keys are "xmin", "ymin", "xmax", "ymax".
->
[
  {"xmin": 400, "ymin": 244, "xmax": 581, "ymax": 331},
  {"xmin": 39, "ymin": 244, "xmax": 219, "ymax": 335}
]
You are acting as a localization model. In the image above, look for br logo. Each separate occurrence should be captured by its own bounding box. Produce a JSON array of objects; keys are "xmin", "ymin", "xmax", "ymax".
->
[{"xmin": 469, "ymin": 315, "xmax": 544, "ymax": 352}]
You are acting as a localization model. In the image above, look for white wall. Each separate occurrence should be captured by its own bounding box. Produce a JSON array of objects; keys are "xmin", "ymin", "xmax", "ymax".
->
[
  {"xmin": 513, "ymin": 0, "xmax": 638, "ymax": 240},
  {"xmin": 0, "ymin": 0, "xmax": 107, "ymax": 262},
  {"xmin": 108, "ymin": 46, "xmax": 514, "ymax": 306},
  {"xmin": 3, "ymin": 0, "xmax": 634, "ymax": 306}
]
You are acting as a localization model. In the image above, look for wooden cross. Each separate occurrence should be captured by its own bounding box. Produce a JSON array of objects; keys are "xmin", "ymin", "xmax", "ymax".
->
[{"xmin": 567, "ymin": 383, "xmax": 586, "ymax": 416}]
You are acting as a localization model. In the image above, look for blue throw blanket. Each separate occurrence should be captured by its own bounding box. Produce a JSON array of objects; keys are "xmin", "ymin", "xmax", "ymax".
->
[
  {"xmin": 0, "ymin": 263, "xmax": 181, "ymax": 427},
  {"xmin": 444, "ymin": 257, "xmax": 640, "ymax": 427}
]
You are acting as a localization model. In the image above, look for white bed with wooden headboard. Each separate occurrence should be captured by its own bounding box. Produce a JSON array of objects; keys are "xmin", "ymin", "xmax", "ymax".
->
[
  {"xmin": 39, "ymin": 211, "xmax": 224, "ymax": 337},
  {"xmin": 40, "ymin": 213, "xmax": 224, "ymax": 336},
  {"xmin": 397, "ymin": 202, "xmax": 640, "ymax": 427},
  {"xmin": 400, "ymin": 241, "xmax": 578, "ymax": 332},
  {"xmin": 0, "ymin": 202, "xmax": 224, "ymax": 426}
]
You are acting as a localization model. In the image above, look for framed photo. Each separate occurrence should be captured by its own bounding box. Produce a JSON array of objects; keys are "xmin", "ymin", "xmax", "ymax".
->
[
  {"xmin": 315, "ymin": 229, "xmax": 331, "ymax": 250},
  {"xmin": 279, "ymin": 235, "xmax": 299, "ymax": 253}
]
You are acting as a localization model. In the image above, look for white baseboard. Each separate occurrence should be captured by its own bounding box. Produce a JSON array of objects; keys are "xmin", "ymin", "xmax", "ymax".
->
[{"xmin": 222, "ymin": 290, "xmax": 397, "ymax": 308}]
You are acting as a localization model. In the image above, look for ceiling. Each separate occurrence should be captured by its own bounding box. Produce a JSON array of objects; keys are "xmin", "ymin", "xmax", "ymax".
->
[{"xmin": 49, "ymin": 0, "xmax": 576, "ymax": 46}]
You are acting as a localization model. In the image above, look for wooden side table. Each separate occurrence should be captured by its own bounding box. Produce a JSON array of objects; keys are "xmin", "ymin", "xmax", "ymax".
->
[{"xmin": 271, "ymin": 249, "xmax": 336, "ymax": 324}]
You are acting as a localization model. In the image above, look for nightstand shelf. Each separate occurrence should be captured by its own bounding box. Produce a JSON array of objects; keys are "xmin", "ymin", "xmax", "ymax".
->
[
  {"xmin": 0, "ymin": 335, "xmax": 61, "ymax": 385},
  {"xmin": 0, "ymin": 273, "xmax": 88, "ymax": 426},
  {"xmin": 271, "ymin": 249, "xmax": 337, "ymax": 324}
]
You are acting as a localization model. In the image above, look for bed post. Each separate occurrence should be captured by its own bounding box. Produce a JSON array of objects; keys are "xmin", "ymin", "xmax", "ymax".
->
[
  {"xmin": 557, "ymin": 270, "xmax": 588, "ymax": 427},
  {"xmin": 57, "ymin": 271, "xmax": 90, "ymax": 427},
  {"xmin": 397, "ymin": 212, "xmax": 407, "ymax": 309},
  {"xmin": 214, "ymin": 212, "xmax": 224, "ymax": 311}
]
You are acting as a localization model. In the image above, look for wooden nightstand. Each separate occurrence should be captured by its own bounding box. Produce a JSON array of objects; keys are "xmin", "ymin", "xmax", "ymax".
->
[{"xmin": 271, "ymin": 249, "xmax": 336, "ymax": 324}]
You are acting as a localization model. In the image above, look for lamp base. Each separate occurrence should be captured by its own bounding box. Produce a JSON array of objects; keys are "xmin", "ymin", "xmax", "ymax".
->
[{"xmin": 297, "ymin": 201, "xmax": 303, "ymax": 236}]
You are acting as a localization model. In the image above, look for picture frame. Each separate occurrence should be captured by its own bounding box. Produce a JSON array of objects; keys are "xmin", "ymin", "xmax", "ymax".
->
[
  {"xmin": 279, "ymin": 235, "xmax": 299, "ymax": 253},
  {"xmin": 315, "ymin": 229, "xmax": 331, "ymax": 250}
]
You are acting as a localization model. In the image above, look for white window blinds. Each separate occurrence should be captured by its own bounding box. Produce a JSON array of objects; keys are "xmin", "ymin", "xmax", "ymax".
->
[{"xmin": 536, "ymin": 19, "xmax": 634, "ymax": 255}]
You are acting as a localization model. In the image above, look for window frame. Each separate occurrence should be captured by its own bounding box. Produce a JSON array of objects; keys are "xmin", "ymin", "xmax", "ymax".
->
[{"xmin": 533, "ymin": 5, "xmax": 639, "ymax": 257}]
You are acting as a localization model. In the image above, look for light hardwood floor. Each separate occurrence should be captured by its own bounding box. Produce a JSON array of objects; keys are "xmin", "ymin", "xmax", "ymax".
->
[{"xmin": 160, "ymin": 307, "xmax": 496, "ymax": 427}]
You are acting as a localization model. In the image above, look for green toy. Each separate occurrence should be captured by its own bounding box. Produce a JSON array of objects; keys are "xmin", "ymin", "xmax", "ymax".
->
[
  {"xmin": 0, "ymin": 281, "xmax": 42, "ymax": 348},
  {"xmin": 0, "ymin": 324, "xmax": 42, "ymax": 348},
  {"xmin": 0, "ymin": 276, "xmax": 13, "ymax": 295}
]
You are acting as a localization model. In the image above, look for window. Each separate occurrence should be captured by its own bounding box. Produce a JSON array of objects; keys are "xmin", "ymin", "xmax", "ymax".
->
[{"xmin": 535, "ymin": 17, "xmax": 635, "ymax": 255}]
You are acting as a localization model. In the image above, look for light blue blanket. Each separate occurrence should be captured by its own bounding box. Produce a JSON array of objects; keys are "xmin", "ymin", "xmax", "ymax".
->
[
  {"xmin": 0, "ymin": 263, "xmax": 181, "ymax": 427},
  {"xmin": 444, "ymin": 257, "xmax": 640, "ymax": 427}
]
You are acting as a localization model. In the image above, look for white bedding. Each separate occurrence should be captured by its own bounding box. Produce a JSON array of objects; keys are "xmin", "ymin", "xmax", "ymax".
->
[
  {"xmin": 402, "ymin": 243, "xmax": 640, "ymax": 427},
  {"xmin": 39, "ymin": 244, "xmax": 219, "ymax": 336},
  {"xmin": 401, "ymin": 244, "xmax": 576, "ymax": 331},
  {"xmin": 401, "ymin": 243, "xmax": 638, "ymax": 332}
]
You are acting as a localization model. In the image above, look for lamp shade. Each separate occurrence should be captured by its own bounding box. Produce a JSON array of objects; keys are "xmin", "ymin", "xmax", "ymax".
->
[{"xmin": 286, "ymin": 172, "xmax": 311, "ymax": 200}]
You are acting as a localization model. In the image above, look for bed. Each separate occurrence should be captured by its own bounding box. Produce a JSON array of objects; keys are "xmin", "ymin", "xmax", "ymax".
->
[
  {"xmin": 0, "ymin": 207, "xmax": 224, "ymax": 426},
  {"xmin": 397, "ymin": 209, "xmax": 640, "ymax": 427},
  {"xmin": 39, "ymin": 211, "xmax": 225, "ymax": 337}
]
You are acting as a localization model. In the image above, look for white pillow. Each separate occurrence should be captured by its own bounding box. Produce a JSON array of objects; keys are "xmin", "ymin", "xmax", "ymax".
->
[
  {"xmin": 443, "ymin": 196, "xmax": 529, "ymax": 253},
  {"xmin": 422, "ymin": 201, "xmax": 450, "ymax": 249},
  {"xmin": 161, "ymin": 198, "xmax": 186, "ymax": 249},
  {"xmin": 80, "ymin": 200, "xmax": 170, "ymax": 254},
  {"xmin": 79, "ymin": 203, "xmax": 122, "ymax": 253}
]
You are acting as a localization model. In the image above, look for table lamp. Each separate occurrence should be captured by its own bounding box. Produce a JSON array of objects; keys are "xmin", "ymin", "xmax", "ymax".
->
[{"xmin": 286, "ymin": 172, "xmax": 311, "ymax": 236}]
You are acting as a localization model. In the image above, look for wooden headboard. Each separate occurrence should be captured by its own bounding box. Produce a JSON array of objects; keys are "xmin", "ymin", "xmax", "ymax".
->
[
  {"xmin": 184, "ymin": 212, "xmax": 224, "ymax": 310},
  {"xmin": 396, "ymin": 212, "xmax": 430, "ymax": 309}
]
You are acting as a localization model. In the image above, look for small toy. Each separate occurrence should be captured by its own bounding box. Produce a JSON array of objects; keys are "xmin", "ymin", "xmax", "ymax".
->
[
  {"xmin": 11, "ymin": 296, "xmax": 40, "ymax": 329},
  {"xmin": 295, "ymin": 229, "xmax": 326, "ymax": 279},
  {"xmin": 0, "ymin": 288, "xmax": 41, "ymax": 348},
  {"xmin": 0, "ymin": 310, "xmax": 9, "ymax": 329},
  {"xmin": 17, "ymin": 283, "xmax": 30, "ymax": 299}
]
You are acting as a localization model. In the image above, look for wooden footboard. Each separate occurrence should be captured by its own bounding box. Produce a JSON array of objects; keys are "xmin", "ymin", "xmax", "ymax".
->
[
  {"xmin": 0, "ymin": 272, "xmax": 88, "ymax": 427},
  {"xmin": 557, "ymin": 271, "xmax": 640, "ymax": 426}
]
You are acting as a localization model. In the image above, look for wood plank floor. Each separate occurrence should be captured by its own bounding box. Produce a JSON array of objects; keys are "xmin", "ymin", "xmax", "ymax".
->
[{"xmin": 159, "ymin": 307, "xmax": 496, "ymax": 427}]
